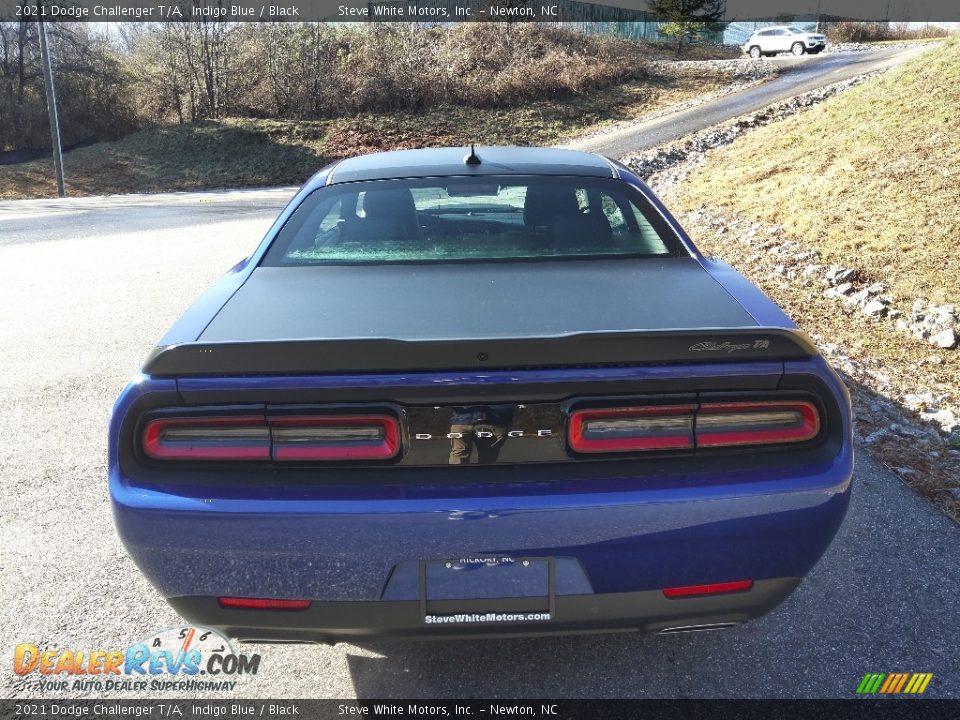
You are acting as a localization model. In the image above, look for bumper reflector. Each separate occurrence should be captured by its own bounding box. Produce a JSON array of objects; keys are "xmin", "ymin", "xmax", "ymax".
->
[
  {"xmin": 662, "ymin": 580, "xmax": 754, "ymax": 599},
  {"xmin": 218, "ymin": 597, "xmax": 311, "ymax": 610}
]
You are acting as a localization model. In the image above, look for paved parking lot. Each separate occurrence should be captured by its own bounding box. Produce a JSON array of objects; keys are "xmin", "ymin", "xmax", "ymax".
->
[{"xmin": 1, "ymin": 193, "xmax": 958, "ymax": 699}]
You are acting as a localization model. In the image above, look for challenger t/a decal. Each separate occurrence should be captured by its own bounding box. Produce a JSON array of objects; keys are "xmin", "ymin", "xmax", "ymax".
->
[{"xmin": 689, "ymin": 339, "xmax": 770, "ymax": 353}]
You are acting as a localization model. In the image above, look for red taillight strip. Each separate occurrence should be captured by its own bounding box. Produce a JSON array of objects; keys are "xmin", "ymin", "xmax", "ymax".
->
[
  {"xmin": 568, "ymin": 405, "xmax": 696, "ymax": 453},
  {"xmin": 662, "ymin": 580, "xmax": 753, "ymax": 599},
  {"xmin": 142, "ymin": 416, "xmax": 270, "ymax": 461},
  {"xmin": 696, "ymin": 400, "xmax": 820, "ymax": 447},
  {"xmin": 269, "ymin": 414, "xmax": 400, "ymax": 461},
  {"xmin": 567, "ymin": 400, "xmax": 820, "ymax": 454},
  {"xmin": 143, "ymin": 413, "xmax": 401, "ymax": 462},
  {"xmin": 218, "ymin": 597, "xmax": 311, "ymax": 610}
]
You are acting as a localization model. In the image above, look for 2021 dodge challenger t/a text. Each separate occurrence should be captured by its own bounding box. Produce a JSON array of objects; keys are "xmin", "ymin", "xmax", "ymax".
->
[{"xmin": 109, "ymin": 147, "xmax": 852, "ymax": 641}]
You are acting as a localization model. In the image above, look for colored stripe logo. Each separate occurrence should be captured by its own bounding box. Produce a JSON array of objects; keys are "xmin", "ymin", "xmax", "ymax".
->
[{"xmin": 857, "ymin": 673, "xmax": 933, "ymax": 695}]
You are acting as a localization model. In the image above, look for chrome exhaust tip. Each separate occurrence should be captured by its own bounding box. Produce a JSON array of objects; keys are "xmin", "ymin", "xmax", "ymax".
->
[{"xmin": 658, "ymin": 622, "xmax": 739, "ymax": 634}]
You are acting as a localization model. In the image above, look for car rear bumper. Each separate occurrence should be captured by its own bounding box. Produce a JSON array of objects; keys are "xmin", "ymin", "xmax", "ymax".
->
[
  {"xmin": 111, "ymin": 447, "xmax": 851, "ymax": 638},
  {"xmin": 168, "ymin": 577, "xmax": 802, "ymax": 642}
]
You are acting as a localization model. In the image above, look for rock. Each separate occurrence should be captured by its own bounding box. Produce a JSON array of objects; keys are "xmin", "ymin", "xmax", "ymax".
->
[
  {"xmin": 862, "ymin": 299, "xmax": 889, "ymax": 316},
  {"xmin": 931, "ymin": 328, "xmax": 957, "ymax": 349},
  {"xmin": 802, "ymin": 264, "xmax": 823, "ymax": 279},
  {"xmin": 920, "ymin": 408, "xmax": 959, "ymax": 433},
  {"xmin": 834, "ymin": 282, "xmax": 853, "ymax": 295},
  {"xmin": 904, "ymin": 392, "xmax": 937, "ymax": 411},
  {"xmin": 845, "ymin": 289, "xmax": 870, "ymax": 306},
  {"xmin": 927, "ymin": 355, "xmax": 944, "ymax": 365},
  {"xmin": 825, "ymin": 265, "xmax": 856, "ymax": 284},
  {"xmin": 864, "ymin": 428, "xmax": 889, "ymax": 445},
  {"xmin": 931, "ymin": 306, "xmax": 956, "ymax": 327},
  {"xmin": 912, "ymin": 299, "xmax": 927, "ymax": 314}
]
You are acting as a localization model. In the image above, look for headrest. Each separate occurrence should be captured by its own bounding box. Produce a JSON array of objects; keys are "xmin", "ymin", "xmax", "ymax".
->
[{"xmin": 523, "ymin": 185, "xmax": 580, "ymax": 227}]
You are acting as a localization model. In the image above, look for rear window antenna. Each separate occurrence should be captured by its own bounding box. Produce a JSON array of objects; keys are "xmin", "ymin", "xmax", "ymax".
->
[{"xmin": 464, "ymin": 144, "xmax": 481, "ymax": 166}]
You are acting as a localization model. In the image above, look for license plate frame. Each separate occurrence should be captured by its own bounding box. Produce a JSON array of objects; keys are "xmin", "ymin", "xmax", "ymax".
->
[{"xmin": 419, "ymin": 556, "xmax": 556, "ymax": 621}]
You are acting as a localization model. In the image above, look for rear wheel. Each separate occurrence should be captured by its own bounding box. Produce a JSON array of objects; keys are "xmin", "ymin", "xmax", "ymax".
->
[
  {"xmin": 791, "ymin": 42, "xmax": 805, "ymax": 56},
  {"xmin": 749, "ymin": 46, "xmax": 762, "ymax": 59}
]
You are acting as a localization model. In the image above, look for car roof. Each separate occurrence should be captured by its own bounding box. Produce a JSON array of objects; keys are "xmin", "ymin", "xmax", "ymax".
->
[{"xmin": 322, "ymin": 146, "xmax": 617, "ymax": 185}]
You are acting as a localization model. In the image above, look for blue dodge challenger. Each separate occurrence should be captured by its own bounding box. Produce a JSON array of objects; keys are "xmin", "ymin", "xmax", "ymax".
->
[{"xmin": 109, "ymin": 147, "xmax": 852, "ymax": 641}]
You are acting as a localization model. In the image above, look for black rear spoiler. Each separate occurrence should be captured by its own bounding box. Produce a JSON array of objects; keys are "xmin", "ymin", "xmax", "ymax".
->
[{"xmin": 142, "ymin": 328, "xmax": 817, "ymax": 377}]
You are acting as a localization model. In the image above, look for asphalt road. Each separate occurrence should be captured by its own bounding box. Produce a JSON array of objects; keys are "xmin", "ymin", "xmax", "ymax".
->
[
  {"xmin": 568, "ymin": 46, "xmax": 935, "ymax": 157},
  {"xmin": 2, "ymin": 46, "xmax": 957, "ymax": 700}
]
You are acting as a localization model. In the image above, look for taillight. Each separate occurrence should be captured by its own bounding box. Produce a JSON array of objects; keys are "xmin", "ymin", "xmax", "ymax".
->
[
  {"xmin": 142, "ymin": 413, "xmax": 400, "ymax": 462},
  {"xmin": 271, "ymin": 415, "xmax": 399, "ymax": 461},
  {"xmin": 218, "ymin": 597, "xmax": 311, "ymax": 610},
  {"xmin": 567, "ymin": 399, "xmax": 820, "ymax": 454},
  {"xmin": 662, "ymin": 580, "xmax": 753, "ymax": 599},
  {"xmin": 696, "ymin": 401, "xmax": 819, "ymax": 447},
  {"xmin": 568, "ymin": 405, "xmax": 696, "ymax": 453},
  {"xmin": 142, "ymin": 416, "xmax": 270, "ymax": 461}
]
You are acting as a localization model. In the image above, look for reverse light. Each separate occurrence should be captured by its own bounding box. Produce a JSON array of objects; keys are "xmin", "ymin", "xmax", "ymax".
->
[
  {"xmin": 568, "ymin": 405, "xmax": 696, "ymax": 453},
  {"xmin": 662, "ymin": 580, "xmax": 754, "ymax": 599},
  {"xmin": 271, "ymin": 415, "xmax": 400, "ymax": 461},
  {"xmin": 218, "ymin": 597, "xmax": 311, "ymax": 610},
  {"xmin": 142, "ymin": 416, "xmax": 270, "ymax": 461}
]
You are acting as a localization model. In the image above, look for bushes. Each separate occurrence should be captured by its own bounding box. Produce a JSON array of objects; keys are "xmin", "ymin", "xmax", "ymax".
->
[
  {"xmin": 2, "ymin": 22, "xmax": 655, "ymax": 149},
  {"xmin": 0, "ymin": 23, "xmax": 138, "ymax": 150},
  {"xmin": 132, "ymin": 23, "xmax": 651, "ymax": 123},
  {"xmin": 826, "ymin": 21, "xmax": 949, "ymax": 43}
]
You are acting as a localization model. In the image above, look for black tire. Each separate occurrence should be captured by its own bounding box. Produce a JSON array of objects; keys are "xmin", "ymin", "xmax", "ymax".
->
[
  {"xmin": 748, "ymin": 46, "xmax": 762, "ymax": 59},
  {"xmin": 791, "ymin": 42, "xmax": 805, "ymax": 56}
]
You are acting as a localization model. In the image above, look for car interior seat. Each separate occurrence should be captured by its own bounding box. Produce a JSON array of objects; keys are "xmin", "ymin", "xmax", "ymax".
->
[
  {"xmin": 523, "ymin": 185, "xmax": 611, "ymax": 252},
  {"xmin": 341, "ymin": 188, "xmax": 419, "ymax": 245}
]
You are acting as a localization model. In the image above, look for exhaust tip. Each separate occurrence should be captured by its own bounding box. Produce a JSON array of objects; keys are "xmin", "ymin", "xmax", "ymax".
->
[{"xmin": 658, "ymin": 622, "xmax": 739, "ymax": 634}]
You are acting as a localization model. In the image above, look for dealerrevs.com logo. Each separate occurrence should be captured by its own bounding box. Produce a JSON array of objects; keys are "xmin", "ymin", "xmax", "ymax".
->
[{"xmin": 13, "ymin": 626, "xmax": 260, "ymax": 692}]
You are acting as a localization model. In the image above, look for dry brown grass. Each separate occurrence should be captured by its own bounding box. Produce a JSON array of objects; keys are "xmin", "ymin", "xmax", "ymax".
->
[
  {"xmin": 661, "ymin": 41, "xmax": 960, "ymax": 520},
  {"xmin": 671, "ymin": 39, "xmax": 960, "ymax": 308}
]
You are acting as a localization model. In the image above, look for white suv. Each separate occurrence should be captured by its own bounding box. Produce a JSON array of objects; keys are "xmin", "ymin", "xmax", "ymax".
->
[{"xmin": 742, "ymin": 26, "xmax": 827, "ymax": 58}]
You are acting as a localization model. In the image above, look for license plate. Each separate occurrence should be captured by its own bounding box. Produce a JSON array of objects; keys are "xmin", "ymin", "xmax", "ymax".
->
[{"xmin": 420, "ymin": 556, "xmax": 555, "ymax": 624}]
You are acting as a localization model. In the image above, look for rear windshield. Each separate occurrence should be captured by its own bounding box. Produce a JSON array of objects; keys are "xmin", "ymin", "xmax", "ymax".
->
[{"xmin": 261, "ymin": 175, "xmax": 682, "ymax": 265}]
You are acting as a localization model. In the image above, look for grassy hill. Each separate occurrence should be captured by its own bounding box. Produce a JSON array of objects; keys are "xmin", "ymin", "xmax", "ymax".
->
[
  {"xmin": 671, "ymin": 39, "xmax": 960, "ymax": 307},
  {"xmin": 0, "ymin": 68, "xmax": 734, "ymax": 200},
  {"xmin": 665, "ymin": 40, "xmax": 960, "ymax": 518}
]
